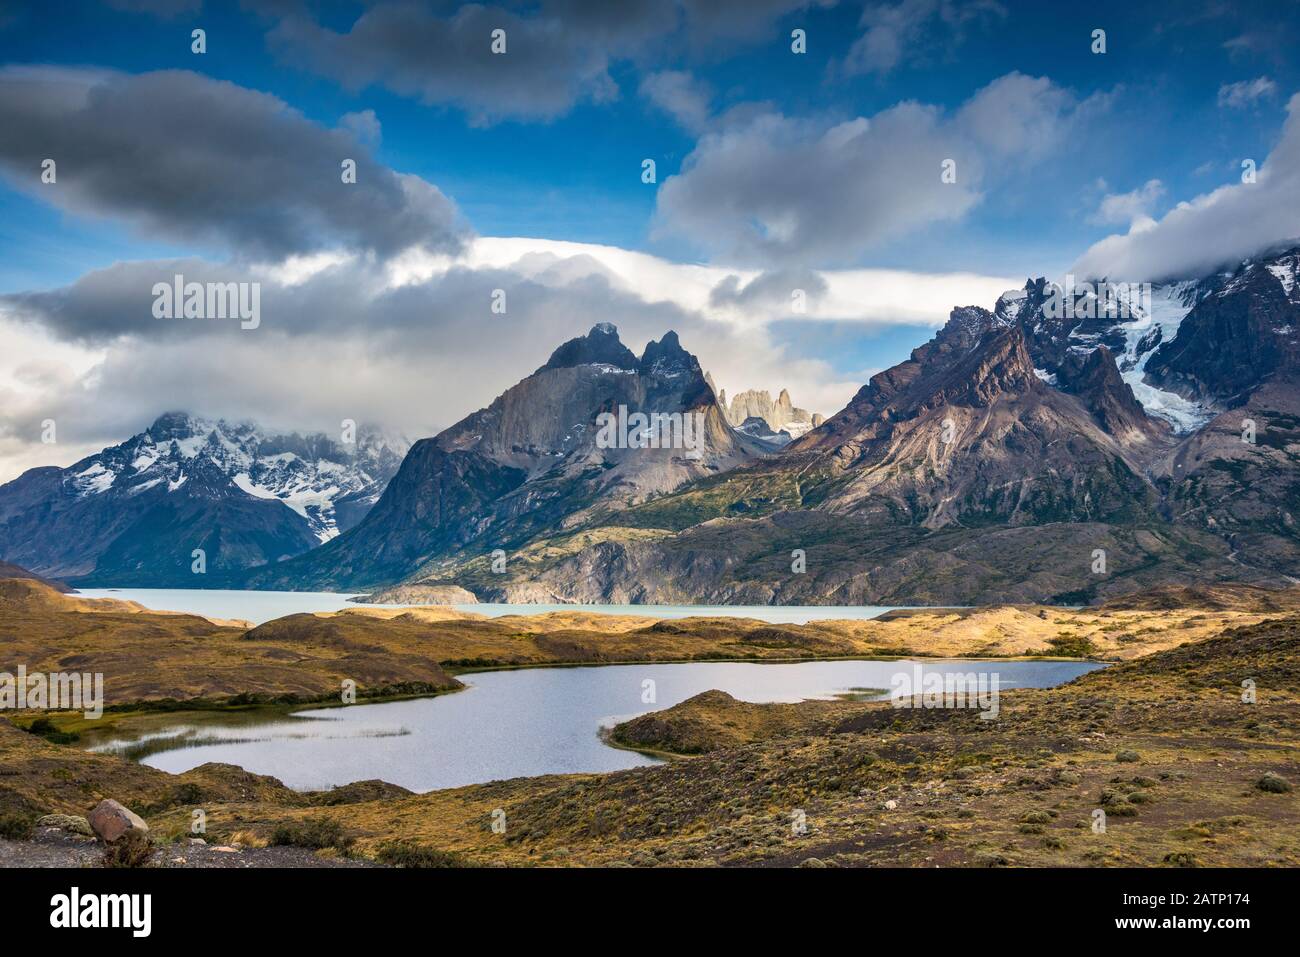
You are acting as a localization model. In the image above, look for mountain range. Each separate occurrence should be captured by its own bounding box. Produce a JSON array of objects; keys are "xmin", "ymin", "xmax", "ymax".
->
[
  {"xmin": 2, "ymin": 246, "xmax": 1297, "ymax": 602},
  {"xmin": 348, "ymin": 245, "xmax": 1300, "ymax": 605},
  {"xmin": 0, "ymin": 415, "xmax": 408, "ymax": 585}
]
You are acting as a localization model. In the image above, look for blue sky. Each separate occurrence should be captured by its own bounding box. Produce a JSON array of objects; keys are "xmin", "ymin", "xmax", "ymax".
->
[{"xmin": 0, "ymin": 0, "xmax": 1298, "ymax": 477}]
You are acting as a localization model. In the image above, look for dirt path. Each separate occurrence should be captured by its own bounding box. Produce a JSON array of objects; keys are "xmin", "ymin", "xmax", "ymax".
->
[{"xmin": 0, "ymin": 828, "xmax": 378, "ymax": 868}]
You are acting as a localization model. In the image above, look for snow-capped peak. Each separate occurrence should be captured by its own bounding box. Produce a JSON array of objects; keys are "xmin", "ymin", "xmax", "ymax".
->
[{"xmin": 63, "ymin": 414, "xmax": 410, "ymax": 542}]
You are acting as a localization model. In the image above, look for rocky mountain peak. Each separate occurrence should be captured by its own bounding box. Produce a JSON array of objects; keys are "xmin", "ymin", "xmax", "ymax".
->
[
  {"xmin": 638, "ymin": 330, "xmax": 693, "ymax": 376},
  {"xmin": 934, "ymin": 304, "xmax": 1012, "ymax": 354},
  {"xmin": 248, "ymin": 324, "xmax": 768, "ymax": 591},
  {"xmin": 147, "ymin": 411, "xmax": 198, "ymax": 441},
  {"xmin": 993, "ymin": 279, "xmax": 1052, "ymax": 324},
  {"xmin": 1073, "ymin": 345, "xmax": 1166, "ymax": 441},
  {"xmin": 540, "ymin": 323, "xmax": 639, "ymax": 372},
  {"xmin": 720, "ymin": 387, "xmax": 823, "ymax": 443},
  {"xmin": 0, "ymin": 413, "xmax": 410, "ymax": 584}
]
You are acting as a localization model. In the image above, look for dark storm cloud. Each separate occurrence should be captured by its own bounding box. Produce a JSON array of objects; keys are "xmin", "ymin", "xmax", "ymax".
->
[
  {"xmin": 263, "ymin": 0, "xmax": 834, "ymax": 124},
  {"xmin": 0, "ymin": 66, "xmax": 468, "ymax": 259},
  {"xmin": 1, "ymin": 251, "xmax": 694, "ymax": 347},
  {"xmin": 267, "ymin": 3, "xmax": 634, "ymax": 125}
]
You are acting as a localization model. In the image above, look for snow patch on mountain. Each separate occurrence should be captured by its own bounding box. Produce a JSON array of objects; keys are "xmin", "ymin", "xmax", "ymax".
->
[
  {"xmin": 73, "ymin": 463, "xmax": 116, "ymax": 495},
  {"xmin": 65, "ymin": 414, "xmax": 409, "ymax": 542},
  {"xmin": 1114, "ymin": 282, "xmax": 1214, "ymax": 431}
]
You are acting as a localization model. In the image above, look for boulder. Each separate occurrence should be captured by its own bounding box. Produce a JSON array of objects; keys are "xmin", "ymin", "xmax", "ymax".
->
[
  {"xmin": 36, "ymin": 814, "xmax": 94, "ymax": 836},
  {"xmin": 87, "ymin": 799, "xmax": 149, "ymax": 844}
]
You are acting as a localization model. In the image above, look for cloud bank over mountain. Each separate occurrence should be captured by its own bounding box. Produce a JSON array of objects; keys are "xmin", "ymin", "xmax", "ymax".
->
[
  {"xmin": 0, "ymin": 236, "xmax": 1015, "ymax": 482},
  {"xmin": 1074, "ymin": 92, "xmax": 1300, "ymax": 282}
]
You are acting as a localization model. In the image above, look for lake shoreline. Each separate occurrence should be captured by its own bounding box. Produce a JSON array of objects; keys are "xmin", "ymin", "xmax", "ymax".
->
[
  {"xmin": 78, "ymin": 585, "xmax": 942, "ymax": 626},
  {"xmin": 3, "ymin": 576, "xmax": 1297, "ymax": 867},
  {"xmin": 79, "ymin": 657, "xmax": 1106, "ymax": 793},
  {"xmin": 35, "ymin": 650, "xmax": 1104, "ymax": 752}
]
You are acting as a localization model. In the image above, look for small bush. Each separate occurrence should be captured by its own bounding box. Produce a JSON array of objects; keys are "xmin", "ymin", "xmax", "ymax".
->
[
  {"xmin": 375, "ymin": 840, "xmax": 467, "ymax": 868},
  {"xmin": 1256, "ymin": 772, "xmax": 1292, "ymax": 794},
  {"xmin": 102, "ymin": 832, "xmax": 154, "ymax": 869},
  {"xmin": 270, "ymin": 818, "xmax": 354, "ymax": 853},
  {"xmin": 23, "ymin": 717, "xmax": 79, "ymax": 745},
  {"xmin": 0, "ymin": 812, "xmax": 36, "ymax": 840},
  {"xmin": 1047, "ymin": 634, "xmax": 1096, "ymax": 657},
  {"xmin": 1115, "ymin": 750, "xmax": 1140, "ymax": 763},
  {"xmin": 172, "ymin": 783, "xmax": 203, "ymax": 805}
]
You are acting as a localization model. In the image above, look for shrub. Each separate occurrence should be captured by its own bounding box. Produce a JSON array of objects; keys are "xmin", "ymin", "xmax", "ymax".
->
[
  {"xmin": 1256, "ymin": 772, "xmax": 1292, "ymax": 794},
  {"xmin": 102, "ymin": 832, "xmax": 154, "ymax": 868},
  {"xmin": 173, "ymin": 783, "xmax": 203, "ymax": 805},
  {"xmin": 23, "ymin": 717, "xmax": 79, "ymax": 745},
  {"xmin": 0, "ymin": 812, "xmax": 35, "ymax": 840},
  {"xmin": 375, "ymin": 840, "xmax": 467, "ymax": 868},
  {"xmin": 270, "ymin": 818, "xmax": 354, "ymax": 853},
  {"xmin": 1115, "ymin": 750, "xmax": 1140, "ymax": 763},
  {"xmin": 1047, "ymin": 634, "xmax": 1097, "ymax": 657}
]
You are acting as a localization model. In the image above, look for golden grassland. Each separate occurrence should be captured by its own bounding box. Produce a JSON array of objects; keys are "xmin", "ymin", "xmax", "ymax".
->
[
  {"xmin": 2, "ymin": 577, "xmax": 1299, "ymax": 867},
  {"xmin": 7, "ymin": 574, "xmax": 1296, "ymax": 705}
]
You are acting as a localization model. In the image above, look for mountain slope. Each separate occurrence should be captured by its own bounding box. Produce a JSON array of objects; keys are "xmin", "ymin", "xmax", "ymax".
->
[
  {"xmin": 0, "ymin": 415, "xmax": 407, "ymax": 585},
  {"xmin": 1144, "ymin": 247, "xmax": 1300, "ymax": 406},
  {"xmin": 0, "ymin": 559, "xmax": 73, "ymax": 592},
  {"xmin": 314, "ymin": 247, "xmax": 1300, "ymax": 603},
  {"xmin": 397, "ymin": 305, "xmax": 1253, "ymax": 604},
  {"xmin": 246, "ymin": 324, "xmax": 768, "ymax": 590}
]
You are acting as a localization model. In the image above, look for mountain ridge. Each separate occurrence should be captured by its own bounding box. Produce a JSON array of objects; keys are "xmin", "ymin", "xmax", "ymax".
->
[
  {"xmin": 7, "ymin": 246, "xmax": 1298, "ymax": 599},
  {"xmin": 0, "ymin": 414, "xmax": 409, "ymax": 585},
  {"xmin": 374, "ymin": 246, "xmax": 1299, "ymax": 604}
]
